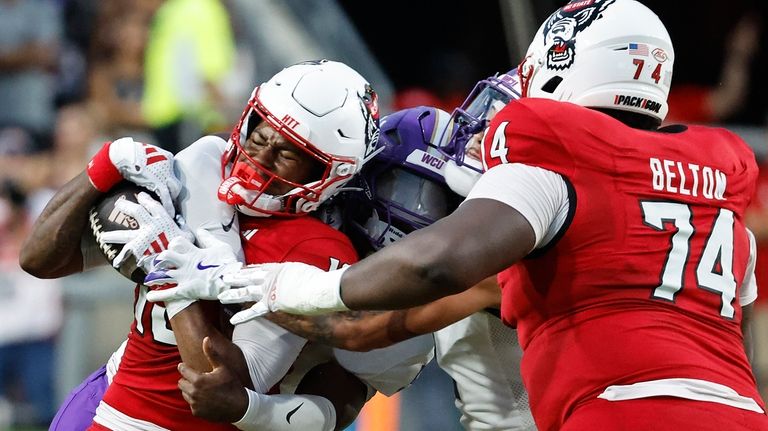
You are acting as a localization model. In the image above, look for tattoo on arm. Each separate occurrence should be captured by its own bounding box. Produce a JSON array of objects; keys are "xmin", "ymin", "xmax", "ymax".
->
[{"xmin": 267, "ymin": 310, "xmax": 402, "ymax": 348}]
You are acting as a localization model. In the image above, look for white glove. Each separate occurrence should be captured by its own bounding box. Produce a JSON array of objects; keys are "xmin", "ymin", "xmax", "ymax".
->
[
  {"xmin": 218, "ymin": 263, "xmax": 349, "ymax": 325},
  {"xmin": 145, "ymin": 229, "xmax": 243, "ymax": 302},
  {"xmin": 110, "ymin": 137, "xmax": 181, "ymax": 216},
  {"xmin": 99, "ymin": 192, "xmax": 194, "ymax": 271},
  {"xmin": 88, "ymin": 137, "xmax": 181, "ymax": 216}
]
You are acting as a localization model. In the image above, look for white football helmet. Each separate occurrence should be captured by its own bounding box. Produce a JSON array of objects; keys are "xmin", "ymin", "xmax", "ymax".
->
[
  {"xmin": 519, "ymin": 0, "xmax": 674, "ymax": 125},
  {"xmin": 220, "ymin": 60, "xmax": 380, "ymax": 216}
]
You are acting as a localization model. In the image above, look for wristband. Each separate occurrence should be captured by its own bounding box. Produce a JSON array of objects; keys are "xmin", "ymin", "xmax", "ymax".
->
[{"xmin": 87, "ymin": 142, "xmax": 122, "ymax": 192}]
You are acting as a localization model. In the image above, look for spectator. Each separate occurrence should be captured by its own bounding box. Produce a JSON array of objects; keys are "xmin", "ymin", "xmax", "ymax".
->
[
  {"xmin": 141, "ymin": 0, "xmax": 236, "ymax": 153},
  {"xmin": 87, "ymin": 11, "xmax": 153, "ymax": 141},
  {"xmin": 0, "ymin": 0, "xmax": 62, "ymax": 151},
  {"xmin": 0, "ymin": 180, "xmax": 62, "ymax": 427}
]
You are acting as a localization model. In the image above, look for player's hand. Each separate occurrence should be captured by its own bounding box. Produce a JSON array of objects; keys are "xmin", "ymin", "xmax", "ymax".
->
[
  {"xmin": 87, "ymin": 137, "xmax": 181, "ymax": 216},
  {"xmin": 178, "ymin": 337, "xmax": 248, "ymax": 423},
  {"xmin": 98, "ymin": 192, "xmax": 194, "ymax": 271},
  {"xmin": 217, "ymin": 262, "xmax": 350, "ymax": 325},
  {"xmin": 145, "ymin": 229, "xmax": 242, "ymax": 302}
]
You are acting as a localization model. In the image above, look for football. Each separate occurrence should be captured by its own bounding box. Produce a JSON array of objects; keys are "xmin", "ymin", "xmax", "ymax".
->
[{"xmin": 88, "ymin": 181, "xmax": 157, "ymax": 283}]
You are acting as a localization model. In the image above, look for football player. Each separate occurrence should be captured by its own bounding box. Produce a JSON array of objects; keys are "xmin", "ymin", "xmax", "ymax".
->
[
  {"xmin": 264, "ymin": 76, "xmax": 535, "ymax": 431},
  {"xmin": 156, "ymin": 1, "xmax": 767, "ymax": 430},
  {"xmin": 150, "ymin": 74, "xmax": 536, "ymax": 430},
  {"xmin": 270, "ymin": 99, "xmax": 537, "ymax": 431},
  {"xmin": 24, "ymin": 60, "xmax": 427, "ymax": 431}
]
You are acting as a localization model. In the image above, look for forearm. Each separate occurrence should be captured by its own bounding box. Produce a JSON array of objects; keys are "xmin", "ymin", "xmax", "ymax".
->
[
  {"xmin": 266, "ymin": 310, "xmax": 417, "ymax": 352},
  {"xmin": 340, "ymin": 200, "xmax": 534, "ymax": 311},
  {"xmin": 267, "ymin": 281, "xmax": 497, "ymax": 351},
  {"xmin": 171, "ymin": 302, "xmax": 252, "ymax": 388},
  {"xmin": 231, "ymin": 318, "xmax": 307, "ymax": 392},
  {"xmin": 341, "ymin": 233, "xmax": 461, "ymax": 310},
  {"xmin": 402, "ymin": 279, "xmax": 500, "ymax": 333},
  {"xmin": 20, "ymin": 171, "xmax": 101, "ymax": 277}
]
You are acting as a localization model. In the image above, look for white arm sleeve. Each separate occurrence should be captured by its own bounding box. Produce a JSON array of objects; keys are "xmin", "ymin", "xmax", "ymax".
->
[
  {"xmin": 233, "ymin": 389, "xmax": 335, "ymax": 431},
  {"xmin": 465, "ymin": 163, "xmax": 570, "ymax": 249},
  {"xmin": 231, "ymin": 318, "xmax": 307, "ymax": 392},
  {"xmin": 740, "ymin": 228, "xmax": 758, "ymax": 306},
  {"xmin": 333, "ymin": 334, "xmax": 435, "ymax": 396},
  {"xmin": 175, "ymin": 135, "xmax": 243, "ymax": 260}
]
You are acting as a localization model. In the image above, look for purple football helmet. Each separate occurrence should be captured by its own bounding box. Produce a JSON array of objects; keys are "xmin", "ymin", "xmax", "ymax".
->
[
  {"xmin": 346, "ymin": 106, "xmax": 461, "ymax": 251},
  {"xmin": 440, "ymin": 69, "xmax": 522, "ymax": 183}
]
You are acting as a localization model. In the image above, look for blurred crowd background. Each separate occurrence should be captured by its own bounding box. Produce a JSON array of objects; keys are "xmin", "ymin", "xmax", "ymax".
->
[{"xmin": 0, "ymin": 0, "xmax": 765, "ymax": 430}]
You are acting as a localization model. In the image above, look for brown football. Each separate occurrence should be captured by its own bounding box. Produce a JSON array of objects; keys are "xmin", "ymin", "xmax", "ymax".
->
[{"xmin": 88, "ymin": 181, "xmax": 157, "ymax": 283}]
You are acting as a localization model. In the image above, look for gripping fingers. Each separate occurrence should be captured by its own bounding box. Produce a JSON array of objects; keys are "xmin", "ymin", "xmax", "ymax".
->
[
  {"xmin": 111, "ymin": 245, "xmax": 132, "ymax": 269},
  {"xmin": 221, "ymin": 266, "xmax": 270, "ymax": 287},
  {"xmin": 150, "ymin": 248, "xmax": 187, "ymax": 269},
  {"xmin": 136, "ymin": 192, "xmax": 169, "ymax": 218},
  {"xmin": 141, "ymin": 188, "xmax": 175, "ymax": 219},
  {"xmin": 144, "ymin": 268, "xmax": 177, "ymax": 287},
  {"xmin": 114, "ymin": 198, "xmax": 151, "ymax": 223},
  {"xmin": 98, "ymin": 229, "xmax": 136, "ymax": 245},
  {"xmin": 217, "ymin": 285, "xmax": 264, "ymax": 304},
  {"xmin": 146, "ymin": 286, "xmax": 185, "ymax": 302},
  {"xmin": 230, "ymin": 302, "xmax": 270, "ymax": 325}
]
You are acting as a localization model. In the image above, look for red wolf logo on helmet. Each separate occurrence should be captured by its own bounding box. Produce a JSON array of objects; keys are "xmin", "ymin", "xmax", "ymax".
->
[{"xmin": 542, "ymin": 0, "xmax": 616, "ymax": 71}]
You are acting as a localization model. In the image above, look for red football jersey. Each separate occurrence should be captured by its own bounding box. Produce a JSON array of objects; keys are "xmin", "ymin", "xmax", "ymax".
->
[
  {"xmin": 484, "ymin": 99, "xmax": 761, "ymax": 430},
  {"xmin": 99, "ymin": 215, "xmax": 357, "ymax": 430}
]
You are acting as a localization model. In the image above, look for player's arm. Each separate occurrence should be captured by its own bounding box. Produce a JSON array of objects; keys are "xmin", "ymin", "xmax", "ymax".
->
[
  {"xmin": 173, "ymin": 311, "xmax": 348, "ymax": 429},
  {"xmin": 20, "ymin": 171, "xmax": 101, "ymax": 277},
  {"xmin": 340, "ymin": 199, "xmax": 534, "ymax": 310},
  {"xmin": 266, "ymin": 276, "xmax": 500, "ymax": 351},
  {"xmin": 168, "ymin": 297, "xmax": 309, "ymax": 395},
  {"xmin": 21, "ymin": 138, "xmax": 180, "ymax": 278},
  {"xmin": 215, "ymin": 164, "xmax": 565, "ymax": 320},
  {"xmin": 178, "ymin": 337, "xmax": 357, "ymax": 431},
  {"xmin": 170, "ymin": 303, "xmax": 253, "ymax": 387}
]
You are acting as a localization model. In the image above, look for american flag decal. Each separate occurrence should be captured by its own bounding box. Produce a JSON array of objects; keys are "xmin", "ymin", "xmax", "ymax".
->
[{"xmin": 628, "ymin": 43, "xmax": 649, "ymax": 56}]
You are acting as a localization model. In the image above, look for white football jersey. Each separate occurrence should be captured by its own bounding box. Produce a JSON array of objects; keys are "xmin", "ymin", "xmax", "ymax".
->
[
  {"xmin": 334, "ymin": 334, "xmax": 435, "ymax": 396},
  {"xmin": 434, "ymin": 311, "xmax": 536, "ymax": 431},
  {"xmin": 174, "ymin": 135, "xmax": 243, "ymax": 259}
]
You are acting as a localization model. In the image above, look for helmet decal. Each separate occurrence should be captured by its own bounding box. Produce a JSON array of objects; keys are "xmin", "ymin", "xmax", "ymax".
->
[
  {"xmin": 359, "ymin": 83, "xmax": 381, "ymax": 159},
  {"xmin": 221, "ymin": 60, "xmax": 379, "ymax": 217},
  {"xmin": 542, "ymin": 0, "xmax": 616, "ymax": 71},
  {"xmin": 523, "ymin": 0, "xmax": 673, "ymax": 123}
]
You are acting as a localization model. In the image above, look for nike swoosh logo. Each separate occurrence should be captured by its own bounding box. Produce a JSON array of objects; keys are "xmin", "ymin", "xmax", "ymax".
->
[
  {"xmin": 197, "ymin": 262, "xmax": 220, "ymax": 270},
  {"xmin": 221, "ymin": 213, "xmax": 236, "ymax": 232},
  {"xmin": 286, "ymin": 402, "xmax": 304, "ymax": 423}
]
